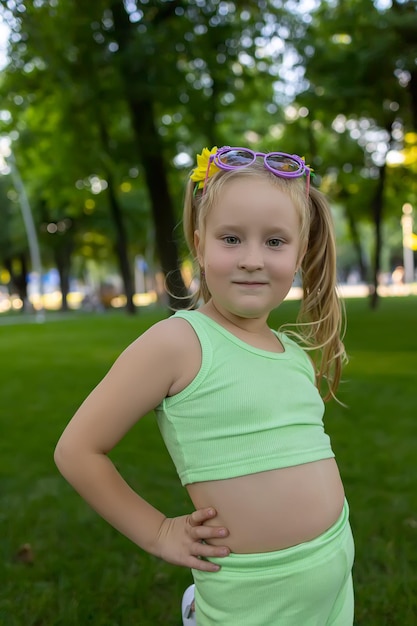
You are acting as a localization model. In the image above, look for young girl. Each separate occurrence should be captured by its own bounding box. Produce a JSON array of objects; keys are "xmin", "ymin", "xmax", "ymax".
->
[{"xmin": 55, "ymin": 146, "xmax": 354, "ymax": 626}]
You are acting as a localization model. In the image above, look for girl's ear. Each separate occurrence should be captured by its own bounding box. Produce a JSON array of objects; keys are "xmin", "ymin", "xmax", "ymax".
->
[{"xmin": 194, "ymin": 230, "xmax": 204, "ymax": 266}]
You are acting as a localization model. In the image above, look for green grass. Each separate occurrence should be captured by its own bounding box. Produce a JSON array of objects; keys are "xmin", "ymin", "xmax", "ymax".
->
[{"xmin": 1, "ymin": 298, "xmax": 416, "ymax": 625}]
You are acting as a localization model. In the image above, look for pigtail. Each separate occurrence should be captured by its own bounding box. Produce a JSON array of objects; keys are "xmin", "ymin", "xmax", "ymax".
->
[
  {"xmin": 296, "ymin": 186, "xmax": 347, "ymax": 400},
  {"xmin": 183, "ymin": 179, "xmax": 197, "ymax": 254},
  {"xmin": 182, "ymin": 180, "xmax": 211, "ymax": 306}
]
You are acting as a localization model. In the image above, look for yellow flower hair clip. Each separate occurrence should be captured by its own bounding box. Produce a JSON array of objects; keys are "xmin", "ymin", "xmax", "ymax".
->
[{"xmin": 190, "ymin": 146, "xmax": 221, "ymax": 189}]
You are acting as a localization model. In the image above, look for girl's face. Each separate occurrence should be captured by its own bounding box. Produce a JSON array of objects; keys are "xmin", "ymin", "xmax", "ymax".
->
[{"xmin": 195, "ymin": 177, "xmax": 304, "ymax": 322}]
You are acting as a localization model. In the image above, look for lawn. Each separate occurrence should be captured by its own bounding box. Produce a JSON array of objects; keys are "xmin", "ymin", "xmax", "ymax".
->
[{"xmin": 1, "ymin": 297, "xmax": 416, "ymax": 625}]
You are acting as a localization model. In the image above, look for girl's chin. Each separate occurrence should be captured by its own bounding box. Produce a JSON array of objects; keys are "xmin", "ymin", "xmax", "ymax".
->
[{"xmin": 228, "ymin": 305, "xmax": 274, "ymax": 320}]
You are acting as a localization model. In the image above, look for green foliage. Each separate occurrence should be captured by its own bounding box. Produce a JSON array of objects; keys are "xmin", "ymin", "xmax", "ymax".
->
[
  {"xmin": 0, "ymin": 0, "xmax": 416, "ymax": 294},
  {"xmin": 277, "ymin": 0, "xmax": 417, "ymax": 283},
  {"xmin": 0, "ymin": 0, "xmax": 297, "ymax": 298}
]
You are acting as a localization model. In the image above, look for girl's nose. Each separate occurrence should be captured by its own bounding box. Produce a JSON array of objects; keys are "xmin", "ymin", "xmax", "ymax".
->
[{"xmin": 238, "ymin": 247, "xmax": 264, "ymax": 271}]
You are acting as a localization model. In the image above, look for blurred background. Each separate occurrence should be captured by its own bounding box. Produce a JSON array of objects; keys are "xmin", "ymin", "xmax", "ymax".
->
[{"xmin": 0, "ymin": 0, "xmax": 416, "ymax": 317}]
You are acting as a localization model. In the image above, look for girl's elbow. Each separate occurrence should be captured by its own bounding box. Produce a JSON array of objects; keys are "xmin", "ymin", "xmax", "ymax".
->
[
  {"xmin": 54, "ymin": 440, "xmax": 66, "ymax": 474},
  {"xmin": 54, "ymin": 436, "xmax": 77, "ymax": 476}
]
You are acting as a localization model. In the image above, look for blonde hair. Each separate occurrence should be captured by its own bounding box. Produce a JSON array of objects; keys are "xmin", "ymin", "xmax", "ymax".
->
[{"xmin": 182, "ymin": 162, "xmax": 346, "ymax": 401}]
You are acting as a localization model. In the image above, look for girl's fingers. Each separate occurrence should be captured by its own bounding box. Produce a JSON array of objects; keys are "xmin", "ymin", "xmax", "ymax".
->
[
  {"xmin": 187, "ymin": 508, "xmax": 229, "ymax": 541},
  {"xmin": 188, "ymin": 507, "xmax": 216, "ymax": 526},
  {"xmin": 188, "ymin": 541, "xmax": 230, "ymax": 570},
  {"xmin": 196, "ymin": 542, "xmax": 230, "ymax": 559},
  {"xmin": 190, "ymin": 544, "xmax": 230, "ymax": 572},
  {"xmin": 190, "ymin": 557, "xmax": 221, "ymax": 572},
  {"xmin": 190, "ymin": 524, "xmax": 228, "ymax": 540}
]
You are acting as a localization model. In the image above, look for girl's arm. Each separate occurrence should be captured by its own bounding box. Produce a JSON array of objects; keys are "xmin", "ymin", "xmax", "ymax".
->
[{"xmin": 54, "ymin": 318, "xmax": 229, "ymax": 571}]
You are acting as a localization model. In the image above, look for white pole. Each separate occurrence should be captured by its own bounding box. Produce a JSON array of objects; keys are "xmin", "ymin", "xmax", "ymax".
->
[{"xmin": 7, "ymin": 151, "xmax": 45, "ymax": 322}]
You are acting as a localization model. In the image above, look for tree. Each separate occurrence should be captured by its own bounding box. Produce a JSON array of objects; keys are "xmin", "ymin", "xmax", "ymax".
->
[
  {"xmin": 1, "ymin": 0, "xmax": 306, "ymax": 309},
  {"xmin": 286, "ymin": 0, "xmax": 417, "ymax": 305}
]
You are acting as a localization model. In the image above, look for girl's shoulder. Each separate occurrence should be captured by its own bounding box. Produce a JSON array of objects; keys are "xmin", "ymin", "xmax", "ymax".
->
[
  {"xmin": 116, "ymin": 314, "xmax": 202, "ymax": 400},
  {"xmin": 135, "ymin": 313, "xmax": 201, "ymax": 355}
]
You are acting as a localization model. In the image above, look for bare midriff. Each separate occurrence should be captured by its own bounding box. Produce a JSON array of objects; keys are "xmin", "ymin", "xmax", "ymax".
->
[{"xmin": 186, "ymin": 458, "xmax": 345, "ymax": 554}]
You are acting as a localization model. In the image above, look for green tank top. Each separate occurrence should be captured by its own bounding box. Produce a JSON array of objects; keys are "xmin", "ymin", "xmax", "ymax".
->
[{"xmin": 155, "ymin": 310, "xmax": 334, "ymax": 486}]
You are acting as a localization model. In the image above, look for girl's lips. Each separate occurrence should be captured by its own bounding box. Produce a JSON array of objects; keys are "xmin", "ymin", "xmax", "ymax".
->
[{"xmin": 233, "ymin": 281, "xmax": 268, "ymax": 285}]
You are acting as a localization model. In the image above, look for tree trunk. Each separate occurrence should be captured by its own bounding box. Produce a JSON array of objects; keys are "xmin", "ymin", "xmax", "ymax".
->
[
  {"xmin": 98, "ymin": 119, "xmax": 136, "ymax": 314},
  {"xmin": 56, "ymin": 259, "xmax": 70, "ymax": 312},
  {"xmin": 344, "ymin": 206, "xmax": 368, "ymax": 282},
  {"xmin": 106, "ymin": 168, "xmax": 136, "ymax": 314},
  {"xmin": 128, "ymin": 98, "xmax": 191, "ymax": 307},
  {"xmin": 5, "ymin": 254, "xmax": 28, "ymax": 310},
  {"xmin": 369, "ymin": 163, "xmax": 387, "ymax": 310},
  {"xmin": 110, "ymin": 0, "xmax": 191, "ymax": 309},
  {"xmin": 54, "ymin": 240, "xmax": 72, "ymax": 312}
]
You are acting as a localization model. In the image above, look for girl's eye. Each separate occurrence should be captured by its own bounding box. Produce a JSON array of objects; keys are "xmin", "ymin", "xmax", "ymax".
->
[
  {"xmin": 223, "ymin": 236, "xmax": 240, "ymax": 245},
  {"xmin": 267, "ymin": 238, "xmax": 283, "ymax": 248}
]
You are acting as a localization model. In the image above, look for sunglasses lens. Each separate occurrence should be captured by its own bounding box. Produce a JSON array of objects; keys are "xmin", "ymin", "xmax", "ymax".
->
[
  {"xmin": 266, "ymin": 155, "xmax": 301, "ymax": 173},
  {"xmin": 218, "ymin": 149, "xmax": 254, "ymax": 167}
]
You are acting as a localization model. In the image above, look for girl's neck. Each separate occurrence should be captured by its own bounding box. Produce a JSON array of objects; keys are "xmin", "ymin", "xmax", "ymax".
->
[
  {"xmin": 199, "ymin": 300, "xmax": 270, "ymax": 336},
  {"xmin": 198, "ymin": 301, "xmax": 284, "ymax": 353}
]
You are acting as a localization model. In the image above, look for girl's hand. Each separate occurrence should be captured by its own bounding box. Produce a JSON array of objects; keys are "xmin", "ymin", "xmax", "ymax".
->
[{"xmin": 153, "ymin": 507, "xmax": 230, "ymax": 571}]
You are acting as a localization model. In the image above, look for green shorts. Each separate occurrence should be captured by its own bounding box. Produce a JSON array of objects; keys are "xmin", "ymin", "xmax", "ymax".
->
[{"xmin": 192, "ymin": 499, "xmax": 354, "ymax": 625}]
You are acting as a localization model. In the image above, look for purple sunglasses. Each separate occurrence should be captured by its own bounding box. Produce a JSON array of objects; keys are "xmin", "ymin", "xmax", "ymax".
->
[{"xmin": 203, "ymin": 146, "xmax": 311, "ymax": 195}]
